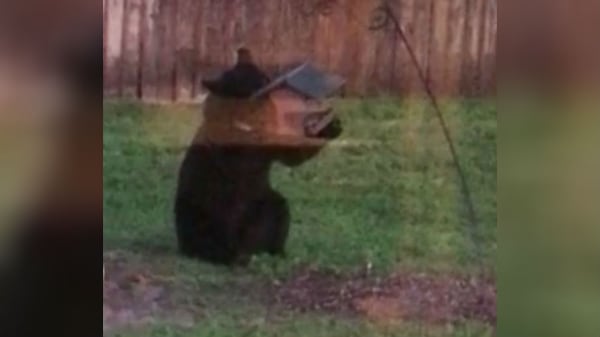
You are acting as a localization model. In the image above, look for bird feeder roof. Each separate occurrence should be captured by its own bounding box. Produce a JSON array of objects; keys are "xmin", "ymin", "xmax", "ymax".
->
[{"xmin": 252, "ymin": 62, "xmax": 345, "ymax": 100}]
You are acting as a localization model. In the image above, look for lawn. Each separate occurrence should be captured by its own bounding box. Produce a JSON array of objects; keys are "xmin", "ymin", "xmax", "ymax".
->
[{"xmin": 103, "ymin": 97, "xmax": 496, "ymax": 336}]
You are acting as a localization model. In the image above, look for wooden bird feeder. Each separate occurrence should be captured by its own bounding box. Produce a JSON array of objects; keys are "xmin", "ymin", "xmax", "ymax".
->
[{"xmin": 198, "ymin": 62, "xmax": 345, "ymax": 147}]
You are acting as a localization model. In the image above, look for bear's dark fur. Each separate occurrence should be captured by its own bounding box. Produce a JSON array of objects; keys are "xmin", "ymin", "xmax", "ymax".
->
[{"xmin": 174, "ymin": 120, "xmax": 342, "ymax": 266}]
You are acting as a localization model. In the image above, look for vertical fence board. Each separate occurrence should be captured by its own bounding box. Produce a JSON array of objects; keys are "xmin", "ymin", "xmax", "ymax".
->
[
  {"xmin": 120, "ymin": 0, "xmax": 141, "ymax": 98},
  {"xmin": 105, "ymin": 0, "xmax": 124, "ymax": 97},
  {"xmin": 140, "ymin": 0, "xmax": 159, "ymax": 101}
]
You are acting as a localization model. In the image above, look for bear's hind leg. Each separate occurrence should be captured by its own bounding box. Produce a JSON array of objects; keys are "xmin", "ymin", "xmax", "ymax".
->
[
  {"xmin": 174, "ymin": 196, "xmax": 202, "ymax": 258},
  {"xmin": 174, "ymin": 198, "xmax": 239, "ymax": 265},
  {"xmin": 264, "ymin": 191, "xmax": 290, "ymax": 256},
  {"xmin": 238, "ymin": 190, "xmax": 290, "ymax": 258}
]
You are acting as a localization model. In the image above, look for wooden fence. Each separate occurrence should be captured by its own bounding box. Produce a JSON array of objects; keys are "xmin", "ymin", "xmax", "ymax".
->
[{"xmin": 103, "ymin": 0, "xmax": 496, "ymax": 102}]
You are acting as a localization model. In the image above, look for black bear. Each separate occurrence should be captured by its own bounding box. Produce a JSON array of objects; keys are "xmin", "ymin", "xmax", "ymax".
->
[{"xmin": 174, "ymin": 100, "xmax": 342, "ymax": 266}]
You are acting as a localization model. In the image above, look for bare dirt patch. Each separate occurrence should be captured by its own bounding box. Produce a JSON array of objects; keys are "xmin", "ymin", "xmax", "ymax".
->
[
  {"xmin": 103, "ymin": 253, "xmax": 200, "ymax": 331},
  {"xmin": 272, "ymin": 268, "xmax": 496, "ymax": 327},
  {"xmin": 104, "ymin": 252, "xmax": 495, "ymax": 331}
]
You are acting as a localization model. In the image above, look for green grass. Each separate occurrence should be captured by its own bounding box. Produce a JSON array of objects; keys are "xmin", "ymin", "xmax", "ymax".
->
[{"xmin": 103, "ymin": 97, "xmax": 496, "ymax": 336}]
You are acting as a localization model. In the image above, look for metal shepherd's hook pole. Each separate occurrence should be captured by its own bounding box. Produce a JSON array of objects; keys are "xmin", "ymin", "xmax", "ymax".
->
[{"xmin": 372, "ymin": 2, "xmax": 482, "ymax": 261}]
